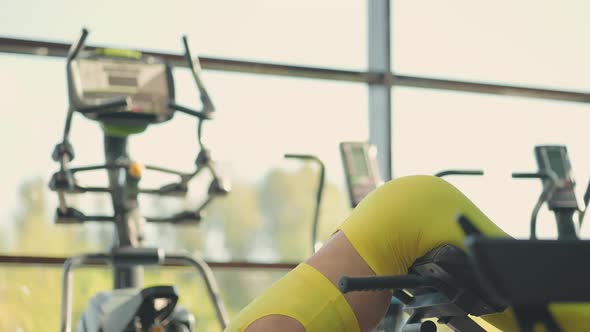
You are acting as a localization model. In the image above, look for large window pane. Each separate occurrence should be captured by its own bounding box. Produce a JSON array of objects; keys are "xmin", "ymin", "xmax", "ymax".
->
[
  {"xmin": 0, "ymin": 1, "xmax": 366, "ymax": 69},
  {"xmin": 393, "ymin": 0, "xmax": 590, "ymax": 91},
  {"xmin": 0, "ymin": 54, "xmax": 368, "ymax": 261},
  {"xmin": 393, "ymin": 87, "xmax": 590, "ymax": 239}
]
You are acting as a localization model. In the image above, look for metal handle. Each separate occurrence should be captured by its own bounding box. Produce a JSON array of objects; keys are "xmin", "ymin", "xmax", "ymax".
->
[
  {"xmin": 111, "ymin": 247, "xmax": 164, "ymax": 266},
  {"xmin": 512, "ymin": 171, "xmax": 558, "ymax": 239},
  {"xmin": 285, "ymin": 154, "xmax": 325, "ymax": 254},
  {"xmin": 76, "ymin": 97, "xmax": 129, "ymax": 115},
  {"xmin": 66, "ymin": 28, "xmax": 88, "ymax": 62},
  {"xmin": 169, "ymin": 102, "xmax": 213, "ymax": 120},
  {"xmin": 435, "ymin": 169, "xmax": 484, "ymax": 178},
  {"xmin": 61, "ymin": 254, "xmax": 110, "ymax": 332},
  {"xmin": 63, "ymin": 29, "xmax": 90, "ymax": 143},
  {"xmin": 512, "ymin": 171, "xmax": 557, "ymax": 183},
  {"xmin": 182, "ymin": 35, "xmax": 215, "ymax": 113},
  {"xmin": 60, "ymin": 251, "xmax": 229, "ymax": 332},
  {"xmin": 338, "ymin": 275, "xmax": 441, "ymax": 293},
  {"xmin": 167, "ymin": 254, "xmax": 230, "ymax": 330}
]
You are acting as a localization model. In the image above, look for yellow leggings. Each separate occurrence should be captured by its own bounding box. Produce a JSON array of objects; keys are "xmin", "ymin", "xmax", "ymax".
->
[{"xmin": 225, "ymin": 175, "xmax": 590, "ymax": 332}]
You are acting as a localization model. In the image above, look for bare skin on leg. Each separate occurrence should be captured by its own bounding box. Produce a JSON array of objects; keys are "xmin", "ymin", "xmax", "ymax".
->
[{"xmin": 244, "ymin": 231, "xmax": 391, "ymax": 332}]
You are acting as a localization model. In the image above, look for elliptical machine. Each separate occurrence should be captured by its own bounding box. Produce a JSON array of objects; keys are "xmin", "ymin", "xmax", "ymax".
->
[
  {"xmin": 339, "ymin": 145, "xmax": 590, "ymax": 332},
  {"xmin": 49, "ymin": 29, "xmax": 230, "ymax": 332},
  {"xmin": 512, "ymin": 145, "xmax": 585, "ymax": 240}
]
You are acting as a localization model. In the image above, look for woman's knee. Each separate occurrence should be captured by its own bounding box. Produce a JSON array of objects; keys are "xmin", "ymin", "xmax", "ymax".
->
[
  {"xmin": 339, "ymin": 175, "xmax": 506, "ymax": 275},
  {"xmin": 352, "ymin": 175, "xmax": 461, "ymax": 227}
]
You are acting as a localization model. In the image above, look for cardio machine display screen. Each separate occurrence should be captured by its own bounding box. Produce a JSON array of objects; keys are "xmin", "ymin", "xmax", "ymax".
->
[
  {"xmin": 341, "ymin": 142, "xmax": 381, "ymax": 208},
  {"xmin": 535, "ymin": 145, "xmax": 578, "ymax": 210},
  {"xmin": 75, "ymin": 57, "xmax": 171, "ymax": 115},
  {"xmin": 350, "ymin": 146, "xmax": 370, "ymax": 177},
  {"xmin": 547, "ymin": 149, "xmax": 568, "ymax": 179}
]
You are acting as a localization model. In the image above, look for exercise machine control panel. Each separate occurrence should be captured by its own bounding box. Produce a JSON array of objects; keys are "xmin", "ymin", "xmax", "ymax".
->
[
  {"xmin": 72, "ymin": 49, "xmax": 174, "ymax": 121},
  {"xmin": 340, "ymin": 142, "xmax": 382, "ymax": 208},
  {"xmin": 535, "ymin": 145, "xmax": 578, "ymax": 210}
]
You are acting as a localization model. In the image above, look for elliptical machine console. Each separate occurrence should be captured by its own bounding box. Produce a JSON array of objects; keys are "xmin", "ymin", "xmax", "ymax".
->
[
  {"xmin": 50, "ymin": 29, "xmax": 230, "ymax": 332},
  {"xmin": 71, "ymin": 48, "xmax": 175, "ymax": 125},
  {"xmin": 340, "ymin": 142, "xmax": 383, "ymax": 208},
  {"xmin": 535, "ymin": 145, "xmax": 578, "ymax": 209},
  {"xmin": 513, "ymin": 145, "xmax": 583, "ymax": 240}
]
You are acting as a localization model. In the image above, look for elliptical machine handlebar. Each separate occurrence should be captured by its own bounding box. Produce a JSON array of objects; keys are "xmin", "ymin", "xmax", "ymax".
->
[
  {"xmin": 512, "ymin": 170, "xmax": 569, "ymax": 240},
  {"xmin": 66, "ymin": 28, "xmax": 88, "ymax": 61},
  {"xmin": 284, "ymin": 154, "xmax": 326, "ymax": 254},
  {"xmin": 182, "ymin": 35, "xmax": 215, "ymax": 114},
  {"xmin": 61, "ymin": 249, "xmax": 230, "ymax": 332},
  {"xmin": 338, "ymin": 275, "xmax": 442, "ymax": 293},
  {"xmin": 435, "ymin": 170, "xmax": 484, "ymax": 178},
  {"xmin": 512, "ymin": 171, "xmax": 558, "ymax": 182},
  {"xmin": 76, "ymin": 98, "xmax": 130, "ymax": 115}
]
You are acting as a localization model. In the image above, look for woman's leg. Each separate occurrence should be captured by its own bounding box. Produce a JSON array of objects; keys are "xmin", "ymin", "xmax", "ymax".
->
[
  {"xmin": 305, "ymin": 231, "xmax": 392, "ymax": 331},
  {"xmin": 244, "ymin": 231, "xmax": 391, "ymax": 332},
  {"xmin": 226, "ymin": 176, "xmax": 514, "ymax": 332}
]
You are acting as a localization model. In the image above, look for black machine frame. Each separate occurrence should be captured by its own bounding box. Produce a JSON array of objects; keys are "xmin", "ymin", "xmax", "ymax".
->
[{"xmin": 50, "ymin": 29, "xmax": 230, "ymax": 331}]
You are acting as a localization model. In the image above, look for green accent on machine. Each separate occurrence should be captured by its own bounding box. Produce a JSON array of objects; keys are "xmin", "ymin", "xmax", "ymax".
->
[
  {"xmin": 95, "ymin": 48, "xmax": 142, "ymax": 59},
  {"xmin": 102, "ymin": 123, "xmax": 149, "ymax": 136}
]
